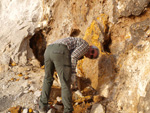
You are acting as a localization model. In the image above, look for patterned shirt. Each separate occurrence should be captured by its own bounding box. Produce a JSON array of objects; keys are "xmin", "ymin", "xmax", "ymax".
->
[{"xmin": 52, "ymin": 37, "xmax": 89, "ymax": 75}]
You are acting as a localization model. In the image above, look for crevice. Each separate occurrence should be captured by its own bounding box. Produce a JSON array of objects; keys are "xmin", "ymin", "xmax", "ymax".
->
[
  {"xmin": 29, "ymin": 30, "xmax": 46, "ymax": 66},
  {"xmin": 103, "ymin": 37, "xmax": 112, "ymax": 53},
  {"xmin": 103, "ymin": 31, "xmax": 112, "ymax": 53},
  {"xmin": 70, "ymin": 29, "xmax": 81, "ymax": 37}
]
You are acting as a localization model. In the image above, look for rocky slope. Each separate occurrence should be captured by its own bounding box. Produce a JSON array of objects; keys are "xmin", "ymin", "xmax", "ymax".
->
[{"xmin": 1, "ymin": 0, "xmax": 150, "ymax": 113}]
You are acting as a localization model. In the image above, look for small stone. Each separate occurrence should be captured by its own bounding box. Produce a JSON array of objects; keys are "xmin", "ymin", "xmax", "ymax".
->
[
  {"xmin": 11, "ymin": 62, "xmax": 17, "ymax": 66},
  {"xmin": 74, "ymin": 102, "xmax": 78, "ymax": 105},
  {"xmin": 14, "ymin": 92, "xmax": 24, "ymax": 100},
  {"xmin": 41, "ymin": 65, "xmax": 45, "ymax": 69},
  {"xmin": 90, "ymin": 103, "xmax": 105, "ymax": 113},
  {"xmin": 2, "ymin": 84, "xmax": 9, "ymax": 89},
  {"xmin": 29, "ymin": 108, "xmax": 33, "ymax": 113},
  {"xmin": 53, "ymin": 80, "xmax": 60, "ymax": 87},
  {"xmin": 30, "ymin": 59, "xmax": 40, "ymax": 67},
  {"xmin": 33, "ymin": 110, "xmax": 39, "ymax": 113},
  {"xmin": 73, "ymin": 90, "xmax": 83, "ymax": 100},
  {"xmin": 34, "ymin": 90, "xmax": 41, "ymax": 97},
  {"xmin": 47, "ymin": 108, "xmax": 56, "ymax": 113},
  {"xmin": 74, "ymin": 95, "xmax": 92, "ymax": 104},
  {"xmin": 75, "ymin": 90, "xmax": 83, "ymax": 97},
  {"xmin": 145, "ymin": 29, "xmax": 150, "ymax": 38},
  {"xmin": 42, "ymin": 20, "xmax": 48, "ymax": 28},
  {"xmin": 16, "ymin": 78, "xmax": 20, "ymax": 81},
  {"xmin": 22, "ymin": 108, "xmax": 28, "ymax": 113},
  {"xmin": 10, "ymin": 77, "xmax": 16, "ymax": 81},
  {"xmin": 81, "ymin": 86, "xmax": 96, "ymax": 95},
  {"xmin": 18, "ymin": 73, "xmax": 23, "ymax": 77},
  {"xmin": 21, "ymin": 81, "xmax": 29, "ymax": 88},
  {"xmin": 8, "ymin": 106, "xmax": 22, "ymax": 113},
  {"xmin": 23, "ymin": 76, "xmax": 30, "ymax": 80},
  {"xmin": 29, "ymin": 85, "xmax": 35, "ymax": 91},
  {"xmin": 56, "ymin": 96, "xmax": 62, "ymax": 103},
  {"xmin": 23, "ymin": 90, "xmax": 29, "ymax": 94},
  {"xmin": 93, "ymin": 95, "xmax": 103, "ymax": 103},
  {"xmin": 34, "ymin": 98, "xmax": 39, "ymax": 105}
]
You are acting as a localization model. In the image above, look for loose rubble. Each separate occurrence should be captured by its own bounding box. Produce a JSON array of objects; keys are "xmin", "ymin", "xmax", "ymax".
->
[{"xmin": 1, "ymin": 66, "xmax": 105, "ymax": 113}]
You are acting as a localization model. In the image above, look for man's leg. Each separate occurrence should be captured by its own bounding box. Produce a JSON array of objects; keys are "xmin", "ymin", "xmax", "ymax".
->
[
  {"xmin": 55, "ymin": 64, "xmax": 73, "ymax": 113},
  {"xmin": 52, "ymin": 45, "xmax": 73, "ymax": 113},
  {"xmin": 39, "ymin": 47, "xmax": 55, "ymax": 109},
  {"xmin": 58, "ymin": 67, "xmax": 73, "ymax": 113}
]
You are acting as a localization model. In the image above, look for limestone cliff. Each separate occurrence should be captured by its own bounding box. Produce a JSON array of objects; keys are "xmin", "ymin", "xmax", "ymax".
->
[{"xmin": 1, "ymin": 0, "xmax": 150, "ymax": 113}]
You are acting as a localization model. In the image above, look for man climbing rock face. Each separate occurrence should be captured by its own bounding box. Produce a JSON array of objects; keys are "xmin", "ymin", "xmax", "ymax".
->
[{"xmin": 39, "ymin": 37, "xmax": 99, "ymax": 113}]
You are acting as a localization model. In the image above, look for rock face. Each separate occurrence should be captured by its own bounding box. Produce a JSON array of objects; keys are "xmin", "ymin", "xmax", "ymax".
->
[
  {"xmin": 117, "ymin": 0, "xmax": 150, "ymax": 17},
  {"xmin": 110, "ymin": 19, "xmax": 150, "ymax": 113},
  {"xmin": 0, "ymin": 0, "xmax": 51, "ymax": 70},
  {"xmin": 1, "ymin": 0, "xmax": 150, "ymax": 113},
  {"xmin": 90, "ymin": 103, "xmax": 105, "ymax": 113}
]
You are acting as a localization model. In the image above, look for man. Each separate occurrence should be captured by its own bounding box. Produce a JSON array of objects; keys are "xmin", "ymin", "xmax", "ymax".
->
[{"xmin": 39, "ymin": 37, "xmax": 99, "ymax": 113}]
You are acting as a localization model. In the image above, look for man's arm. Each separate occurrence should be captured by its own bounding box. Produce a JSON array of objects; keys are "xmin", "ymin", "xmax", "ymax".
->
[{"xmin": 71, "ymin": 41, "xmax": 89, "ymax": 75}]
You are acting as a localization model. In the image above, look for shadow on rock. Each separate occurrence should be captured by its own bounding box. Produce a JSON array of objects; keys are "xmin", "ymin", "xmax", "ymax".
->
[{"xmin": 0, "ymin": 94, "xmax": 14, "ymax": 112}]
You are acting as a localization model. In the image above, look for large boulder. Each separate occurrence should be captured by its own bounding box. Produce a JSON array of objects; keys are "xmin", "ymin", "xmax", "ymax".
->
[
  {"xmin": 101, "ymin": 19, "xmax": 150, "ymax": 113},
  {"xmin": 0, "ymin": 0, "xmax": 51, "ymax": 71},
  {"xmin": 103, "ymin": 0, "xmax": 150, "ymax": 23}
]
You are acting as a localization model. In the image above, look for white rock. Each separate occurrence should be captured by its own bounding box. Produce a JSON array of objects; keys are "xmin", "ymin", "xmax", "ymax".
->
[
  {"xmin": 75, "ymin": 90, "xmax": 83, "ymax": 97},
  {"xmin": 53, "ymin": 80, "xmax": 61, "ymax": 87},
  {"xmin": 23, "ymin": 90, "xmax": 29, "ymax": 94},
  {"xmin": 21, "ymin": 81, "xmax": 29, "ymax": 88},
  {"xmin": 72, "ymin": 90, "xmax": 84, "ymax": 100},
  {"xmin": 47, "ymin": 108, "xmax": 56, "ymax": 113},
  {"xmin": 75, "ymin": 102, "xmax": 79, "ymax": 105},
  {"xmin": 22, "ymin": 108, "xmax": 28, "ymax": 113},
  {"xmin": 42, "ymin": 20, "xmax": 48, "ymax": 28},
  {"xmin": 14, "ymin": 92, "xmax": 24, "ymax": 100},
  {"xmin": 100, "ymin": 85, "xmax": 109, "ymax": 98},
  {"xmin": 29, "ymin": 85, "xmax": 35, "ymax": 91},
  {"xmin": 90, "ymin": 103, "xmax": 105, "ymax": 113},
  {"xmin": 34, "ymin": 98, "xmax": 39, "ymax": 105},
  {"xmin": 56, "ymin": 96, "xmax": 62, "ymax": 103},
  {"xmin": 33, "ymin": 110, "xmax": 39, "ymax": 113},
  {"xmin": 34, "ymin": 90, "xmax": 41, "ymax": 97},
  {"xmin": 2, "ymin": 84, "xmax": 9, "ymax": 89},
  {"xmin": 30, "ymin": 59, "xmax": 41, "ymax": 67}
]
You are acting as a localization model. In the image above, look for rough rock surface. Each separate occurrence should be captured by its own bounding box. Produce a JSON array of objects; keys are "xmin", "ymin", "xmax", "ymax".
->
[
  {"xmin": 116, "ymin": 0, "xmax": 150, "ymax": 17},
  {"xmin": 0, "ymin": 0, "xmax": 51, "ymax": 70},
  {"xmin": 1, "ymin": 0, "xmax": 150, "ymax": 113}
]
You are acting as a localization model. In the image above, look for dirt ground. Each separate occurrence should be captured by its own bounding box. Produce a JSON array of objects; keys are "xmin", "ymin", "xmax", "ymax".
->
[{"xmin": 0, "ymin": 65, "xmax": 101, "ymax": 113}]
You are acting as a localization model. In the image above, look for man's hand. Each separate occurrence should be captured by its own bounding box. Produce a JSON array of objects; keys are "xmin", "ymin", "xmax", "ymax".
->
[{"xmin": 71, "ymin": 73, "xmax": 78, "ymax": 90}]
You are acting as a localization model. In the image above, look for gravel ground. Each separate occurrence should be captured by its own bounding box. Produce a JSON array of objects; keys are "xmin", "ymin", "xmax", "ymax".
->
[{"xmin": 0, "ymin": 66, "xmax": 45, "ymax": 113}]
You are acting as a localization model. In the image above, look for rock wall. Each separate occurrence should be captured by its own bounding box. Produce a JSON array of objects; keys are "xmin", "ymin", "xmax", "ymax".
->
[
  {"xmin": 1, "ymin": 0, "xmax": 150, "ymax": 113},
  {"xmin": 0, "ymin": 0, "xmax": 51, "ymax": 70}
]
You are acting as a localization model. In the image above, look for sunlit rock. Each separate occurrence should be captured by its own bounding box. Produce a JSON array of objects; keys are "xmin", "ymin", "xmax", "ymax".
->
[{"xmin": 90, "ymin": 103, "xmax": 105, "ymax": 113}]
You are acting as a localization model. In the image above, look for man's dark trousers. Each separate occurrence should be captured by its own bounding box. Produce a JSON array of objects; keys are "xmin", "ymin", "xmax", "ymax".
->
[{"xmin": 39, "ymin": 44, "xmax": 73, "ymax": 113}]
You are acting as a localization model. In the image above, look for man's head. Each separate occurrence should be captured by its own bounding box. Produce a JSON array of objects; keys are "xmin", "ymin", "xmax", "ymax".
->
[{"xmin": 85, "ymin": 45, "xmax": 99, "ymax": 59}]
